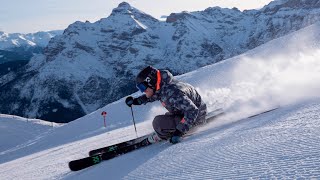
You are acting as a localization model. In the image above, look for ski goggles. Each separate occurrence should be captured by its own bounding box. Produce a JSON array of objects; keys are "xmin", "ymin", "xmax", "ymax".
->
[{"xmin": 136, "ymin": 82, "xmax": 148, "ymax": 92}]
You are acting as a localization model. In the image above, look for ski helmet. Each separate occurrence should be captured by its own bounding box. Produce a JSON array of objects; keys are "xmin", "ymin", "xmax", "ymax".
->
[{"xmin": 136, "ymin": 66, "xmax": 160, "ymax": 92}]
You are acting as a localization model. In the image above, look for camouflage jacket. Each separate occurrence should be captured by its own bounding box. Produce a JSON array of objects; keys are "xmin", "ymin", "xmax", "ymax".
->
[{"xmin": 136, "ymin": 70, "xmax": 207, "ymax": 125}]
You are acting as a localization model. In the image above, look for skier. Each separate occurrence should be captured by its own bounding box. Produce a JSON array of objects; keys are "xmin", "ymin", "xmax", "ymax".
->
[{"xmin": 125, "ymin": 66, "xmax": 207, "ymax": 144}]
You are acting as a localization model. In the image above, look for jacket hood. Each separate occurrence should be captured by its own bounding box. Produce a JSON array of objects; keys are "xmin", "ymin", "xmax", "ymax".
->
[{"xmin": 159, "ymin": 70, "xmax": 174, "ymax": 87}]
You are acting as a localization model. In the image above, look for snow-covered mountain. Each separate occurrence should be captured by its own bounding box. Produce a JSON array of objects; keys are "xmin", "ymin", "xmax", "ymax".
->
[
  {"xmin": 0, "ymin": 20, "xmax": 319, "ymax": 179},
  {"xmin": 0, "ymin": 30, "xmax": 63, "ymax": 50},
  {"xmin": 0, "ymin": 30, "xmax": 63, "ymax": 64},
  {"xmin": 1, "ymin": 0, "xmax": 320, "ymax": 123}
]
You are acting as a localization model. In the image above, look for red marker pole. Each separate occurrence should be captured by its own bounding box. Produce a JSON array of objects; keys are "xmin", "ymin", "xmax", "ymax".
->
[{"xmin": 101, "ymin": 111, "xmax": 107, "ymax": 128}]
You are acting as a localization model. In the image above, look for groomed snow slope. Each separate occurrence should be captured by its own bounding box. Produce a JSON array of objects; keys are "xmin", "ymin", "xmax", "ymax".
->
[
  {"xmin": 0, "ymin": 115, "xmax": 61, "ymax": 155},
  {"xmin": 71, "ymin": 101, "xmax": 320, "ymax": 179},
  {"xmin": 0, "ymin": 22, "xmax": 320, "ymax": 179}
]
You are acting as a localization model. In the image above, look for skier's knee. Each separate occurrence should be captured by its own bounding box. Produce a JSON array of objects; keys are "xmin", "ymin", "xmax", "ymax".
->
[{"xmin": 152, "ymin": 115, "xmax": 162, "ymax": 130}]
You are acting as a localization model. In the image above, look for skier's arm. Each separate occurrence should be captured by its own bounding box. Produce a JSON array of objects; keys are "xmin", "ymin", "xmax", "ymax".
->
[
  {"xmin": 126, "ymin": 95, "xmax": 157, "ymax": 107},
  {"xmin": 135, "ymin": 94, "xmax": 157, "ymax": 105}
]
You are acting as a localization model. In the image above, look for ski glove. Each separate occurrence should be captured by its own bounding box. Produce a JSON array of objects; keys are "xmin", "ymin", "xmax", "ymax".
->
[
  {"xmin": 170, "ymin": 135, "xmax": 181, "ymax": 144},
  {"xmin": 170, "ymin": 119, "xmax": 191, "ymax": 144},
  {"xmin": 125, "ymin": 96, "xmax": 142, "ymax": 107},
  {"xmin": 169, "ymin": 130, "xmax": 183, "ymax": 144}
]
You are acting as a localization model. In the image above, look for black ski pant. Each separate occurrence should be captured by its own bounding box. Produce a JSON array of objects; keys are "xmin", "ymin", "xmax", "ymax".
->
[
  {"xmin": 152, "ymin": 105, "xmax": 207, "ymax": 140},
  {"xmin": 152, "ymin": 114, "xmax": 182, "ymax": 140}
]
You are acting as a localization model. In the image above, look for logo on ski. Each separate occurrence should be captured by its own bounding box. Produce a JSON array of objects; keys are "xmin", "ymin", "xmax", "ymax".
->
[{"xmin": 92, "ymin": 156, "xmax": 101, "ymax": 164}]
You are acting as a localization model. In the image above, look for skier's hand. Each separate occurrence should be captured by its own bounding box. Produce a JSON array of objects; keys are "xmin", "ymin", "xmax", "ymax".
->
[
  {"xmin": 170, "ymin": 120, "xmax": 190, "ymax": 144},
  {"xmin": 169, "ymin": 130, "xmax": 184, "ymax": 144},
  {"xmin": 125, "ymin": 96, "xmax": 143, "ymax": 107},
  {"xmin": 169, "ymin": 135, "xmax": 181, "ymax": 144},
  {"xmin": 125, "ymin": 96, "xmax": 134, "ymax": 107}
]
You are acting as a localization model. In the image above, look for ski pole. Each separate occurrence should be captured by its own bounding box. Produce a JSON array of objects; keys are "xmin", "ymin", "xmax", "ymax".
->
[{"xmin": 130, "ymin": 106, "xmax": 138, "ymax": 137}]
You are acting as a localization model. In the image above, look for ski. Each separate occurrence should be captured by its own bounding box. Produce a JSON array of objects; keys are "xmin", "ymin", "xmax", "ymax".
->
[
  {"xmin": 88, "ymin": 108, "xmax": 224, "ymax": 156},
  {"xmin": 68, "ymin": 108, "xmax": 279, "ymax": 171},
  {"xmin": 68, "ymin": 137, "xmax": 154, "ymax": 171},
  {"xmin": 68, "ymin": 108, "xmax": 224, "ymax": 171},
  {"xmin": 88, "ymin": 133, "xmax": 151, "ymax": 156}
]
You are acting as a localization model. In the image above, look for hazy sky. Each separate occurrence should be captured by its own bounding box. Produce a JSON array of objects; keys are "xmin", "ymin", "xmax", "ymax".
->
[{"xmin": 0, "ymin": 0, "xmax": 274, "ymax": 33}]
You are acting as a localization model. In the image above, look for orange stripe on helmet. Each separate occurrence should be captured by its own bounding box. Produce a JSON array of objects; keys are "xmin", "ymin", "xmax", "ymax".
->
[{"xmin": 156, "ymin": 70, "xmax": 161, "ymax": 91}]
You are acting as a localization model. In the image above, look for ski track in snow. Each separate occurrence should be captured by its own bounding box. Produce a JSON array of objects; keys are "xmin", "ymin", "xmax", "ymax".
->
[
  {"xmin": 0, "ymin": 116, "xmax": 58, "ymax": 156},
  {"xmin": 123, "ymin": 102, "xmax": 320, "ymax": 179}
]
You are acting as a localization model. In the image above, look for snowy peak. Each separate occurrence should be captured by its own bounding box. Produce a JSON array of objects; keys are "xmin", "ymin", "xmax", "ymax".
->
[
  {"xmin": 109, "ymin": 2, "xmax": 158, "ymax": 26},
  {"xmin": 166, "ymin": 11, "xmax": 193, "ymax": 23},
  {"xmin": 0, "ymin": 30, "xmax": 63, "ymax": 50},
  {"xmin": 0, "ymin": 30, "xmax": 62, "ymax": 64},
  {"xmin": 110, "ymin": 6, "xmax": 130, "ymax": 18},
  {"xmin": 110, "ymin": 2, "xmax": 155, "ymax": 19},
  {"xmin": 112, "ymin": 2, "xmax": 132, "ymax": 14}
]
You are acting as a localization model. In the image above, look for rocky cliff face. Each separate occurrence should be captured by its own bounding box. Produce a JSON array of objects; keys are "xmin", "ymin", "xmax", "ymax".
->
[{"xmin": 1, "ymin": 0, "xmax": 319, "ymax": 123}]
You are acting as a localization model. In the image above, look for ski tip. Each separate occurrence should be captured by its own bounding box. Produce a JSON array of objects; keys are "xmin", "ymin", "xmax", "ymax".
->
[
  {"xmin": 68, "ymin": 161, "xmax": 82, "ymax": 171},
  {"xmin": 68, "ymin": 155, "xmax": 102, "ymax": 171}
]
